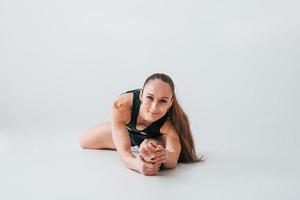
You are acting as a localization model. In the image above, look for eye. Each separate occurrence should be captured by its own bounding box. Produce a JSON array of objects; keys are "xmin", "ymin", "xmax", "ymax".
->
[
  {"xmin": 159, "ymin": 100, "xmax": 167, "ymax": 104},
  {"xmin": 146, "ymin": 96, "xmax": 154, "ymax": 101}
]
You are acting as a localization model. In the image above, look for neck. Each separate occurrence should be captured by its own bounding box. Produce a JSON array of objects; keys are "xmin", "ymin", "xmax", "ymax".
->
[{"xmin": 137, "ymin": 113, "xmax": 151, "ymax": 126}]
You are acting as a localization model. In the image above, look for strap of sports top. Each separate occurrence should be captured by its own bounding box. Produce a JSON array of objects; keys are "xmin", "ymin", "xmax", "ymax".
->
[{"xmin": 126, "ymin": 89, "xmax": 141, "ymax": 130}]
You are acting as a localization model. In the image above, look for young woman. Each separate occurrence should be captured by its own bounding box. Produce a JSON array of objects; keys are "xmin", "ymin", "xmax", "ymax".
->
[{"xmin": 79, "ymin": 73, "xmax": 202, "ymax": 176}]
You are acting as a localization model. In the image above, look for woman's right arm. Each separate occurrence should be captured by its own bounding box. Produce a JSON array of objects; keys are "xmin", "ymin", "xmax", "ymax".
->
[
  {"xmin": 110, "ymin": 96, "xmax": 160, "ymax": 176},
  {"xmin": 110, "ymin": 100, "xmax": 140, "ymax": 170}
]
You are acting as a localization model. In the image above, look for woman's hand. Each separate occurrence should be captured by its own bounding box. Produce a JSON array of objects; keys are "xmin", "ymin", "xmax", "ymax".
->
[
  {"xmin": 139, "ymin": 140, "xmax": 157, "ymax": 162},
  {"xmin": 139, "ymin": 139, "xmax": 167, "ymax": 165},
  {"xmin": 137, "ymin": 158, "xmax": 160, "ymax": 176},
  {"xmin": 152, "ymin": 145, "xmax": 167, "ymax": 165}
]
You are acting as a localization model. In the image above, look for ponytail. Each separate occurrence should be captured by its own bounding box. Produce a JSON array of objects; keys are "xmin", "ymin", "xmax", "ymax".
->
[{"xmin": 169, "ymin": 97, "xmax": 203, "ymax": 163}]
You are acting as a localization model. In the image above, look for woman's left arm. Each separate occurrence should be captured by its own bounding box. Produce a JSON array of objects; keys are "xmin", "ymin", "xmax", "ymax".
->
[{"xmin": 154, "ymin": 122, "xmax": 181, "ymax": 169}]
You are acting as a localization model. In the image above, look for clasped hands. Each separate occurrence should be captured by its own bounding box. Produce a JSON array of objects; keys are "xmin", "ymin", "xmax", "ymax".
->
[{"xmin": 137, "ymin": 139, "xmax": 167, "ymax": 176}]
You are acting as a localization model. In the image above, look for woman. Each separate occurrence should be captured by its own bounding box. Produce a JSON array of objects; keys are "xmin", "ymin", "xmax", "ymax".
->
[{"xmin": 80, "ymin": 73, "xmax": 202, "ymax": 176}]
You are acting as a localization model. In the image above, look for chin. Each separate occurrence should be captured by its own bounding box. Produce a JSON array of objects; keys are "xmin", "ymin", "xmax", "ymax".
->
[
  {"xmin": 144, "ymin": 115, "xmax": 155, "ymax": 122},
  {"xmin": 146, "ymin": 113, "xmax": 161, "ymax": 121}
]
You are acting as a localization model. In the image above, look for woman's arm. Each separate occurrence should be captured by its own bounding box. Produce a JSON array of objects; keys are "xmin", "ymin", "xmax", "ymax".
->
[
  {"xmin": 110, "ymin": 99, "xmax": 160, "ymax": 175},
  {"xmin": 162, "ymin": 130, "xmax": 181, "ymax": 168},
  {"xmin": 139, "ymin": 121, "xmax": 181, "ymax": 169},
  {"xmin": 111, "ymin": 121, "xmax": 139, "ymax": 169},
  {"xmin": 156, "ymin": 121, "xmax": 181, "ymax": 169},
  {"xmin": 110, "ymin": 100, "xmax": 139, "ymax": 170}
]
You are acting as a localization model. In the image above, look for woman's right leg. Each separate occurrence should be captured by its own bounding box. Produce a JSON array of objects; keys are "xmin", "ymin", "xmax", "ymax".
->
[{"xmin": 79, "ymin": 122, "xmax": 116, "ymax": 149}]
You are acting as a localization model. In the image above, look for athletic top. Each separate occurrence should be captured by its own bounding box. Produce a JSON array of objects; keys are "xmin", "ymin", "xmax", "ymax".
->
[{"xmin": 124, "ymin": 89, "xmax": 170, "ymax": 147}]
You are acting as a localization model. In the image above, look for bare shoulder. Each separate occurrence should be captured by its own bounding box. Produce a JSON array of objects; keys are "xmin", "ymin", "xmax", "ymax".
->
[
  {"xmin": 110, "ymin": 92, "xmax": 133, "ymax": 124},
  {"xmin": 113, "ymin": 92, "xmax": 133, "ymax": 107}
]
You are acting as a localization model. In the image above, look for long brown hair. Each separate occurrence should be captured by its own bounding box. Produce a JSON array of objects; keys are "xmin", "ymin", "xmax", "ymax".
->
[{"xmin": 143, "ymin": 73, "xmax": 203, "ymax": 163}]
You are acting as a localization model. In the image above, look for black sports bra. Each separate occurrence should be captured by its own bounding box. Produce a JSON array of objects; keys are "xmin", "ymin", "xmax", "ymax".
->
[{"xmin": 124, "ymin": 89, "xmax": 170, "ymax": 146}]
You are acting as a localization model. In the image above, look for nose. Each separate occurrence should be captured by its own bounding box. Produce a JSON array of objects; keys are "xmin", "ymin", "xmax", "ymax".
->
[{"xmin": 150, "ymin": 101, "xmax": 159, "ymax": 113}]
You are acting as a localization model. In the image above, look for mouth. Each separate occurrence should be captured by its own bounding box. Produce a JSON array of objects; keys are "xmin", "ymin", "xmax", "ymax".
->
[{"xmin": 148, "ymin": 111, "xmax": 160, "ymax": 115}]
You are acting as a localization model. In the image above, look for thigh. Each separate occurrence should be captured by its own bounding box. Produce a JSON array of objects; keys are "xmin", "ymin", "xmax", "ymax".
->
[{"xmin": 80, "ymin": 122, "xmax": 116, "ymax": 149}]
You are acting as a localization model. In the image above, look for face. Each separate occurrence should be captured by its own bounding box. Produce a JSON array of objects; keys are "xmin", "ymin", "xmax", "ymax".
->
[{"xmin": 139, "ymin": 79, "xmax": 174, "ymax": 122}]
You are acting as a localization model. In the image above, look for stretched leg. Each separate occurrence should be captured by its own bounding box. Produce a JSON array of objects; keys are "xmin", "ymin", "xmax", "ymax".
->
[{"xmin": 79, "ymin": 122, "xmax": 116, "ymax": 149}]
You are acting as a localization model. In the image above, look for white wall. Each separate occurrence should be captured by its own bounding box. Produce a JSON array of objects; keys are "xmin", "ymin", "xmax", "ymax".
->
[{"xmin": 1, "ymin": 0, "xmax": 299, "ymax": 156}]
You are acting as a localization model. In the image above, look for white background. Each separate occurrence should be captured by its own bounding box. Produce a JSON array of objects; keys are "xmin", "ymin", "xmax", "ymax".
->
[{"xmin": 1, "ymin": 0, "xmax": 299, "ymax": 199}]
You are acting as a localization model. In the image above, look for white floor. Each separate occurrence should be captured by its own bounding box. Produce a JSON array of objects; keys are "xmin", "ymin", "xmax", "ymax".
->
[{"xmin": 0, "ymin": 129, "xmax": 299, "ymax": 200}]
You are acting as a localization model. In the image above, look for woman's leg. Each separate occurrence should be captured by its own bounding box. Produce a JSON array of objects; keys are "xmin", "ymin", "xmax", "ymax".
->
[{"xmin": 79, "ymin": 122, "xmax": 116, "ymax": 149}]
